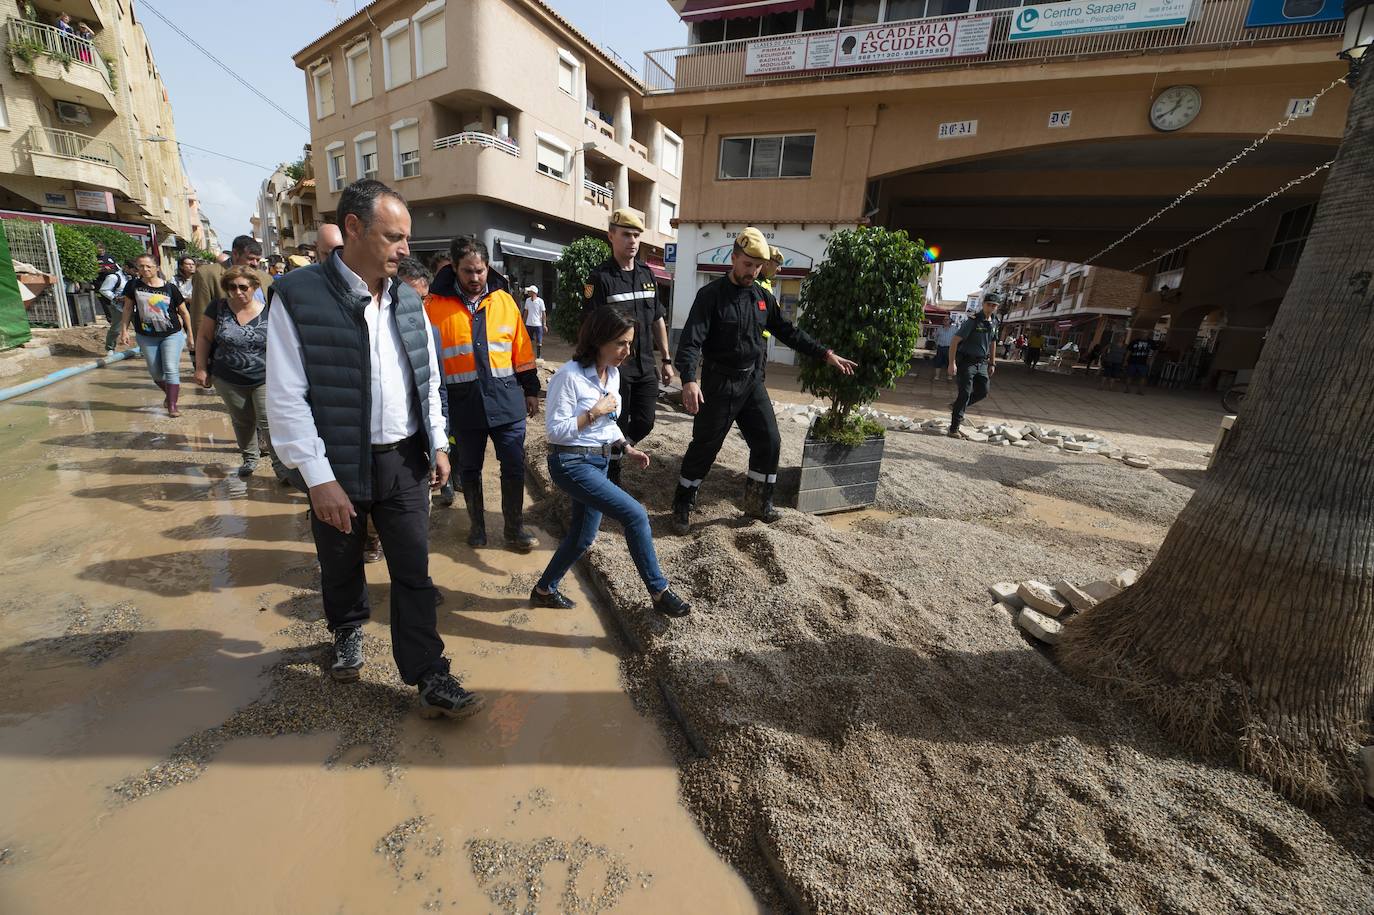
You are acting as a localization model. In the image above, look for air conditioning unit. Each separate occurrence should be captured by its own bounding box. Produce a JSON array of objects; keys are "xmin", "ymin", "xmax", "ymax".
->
[{"xmin": 56, "ymin": 102, "xmax": 93, "ymax": 126}]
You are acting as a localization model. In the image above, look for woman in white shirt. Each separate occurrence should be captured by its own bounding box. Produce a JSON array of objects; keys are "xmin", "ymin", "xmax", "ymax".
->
[{"xmin": 531, "ymin": 308, "xmax": 691, "ymax": 619}]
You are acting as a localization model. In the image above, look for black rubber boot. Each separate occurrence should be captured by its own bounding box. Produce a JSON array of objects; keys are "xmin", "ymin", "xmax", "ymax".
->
[
  {"xmin": 463, "ymin": 480, "xmax": 486, "ymax": 547},
  {"xmin": 756, "ymin": 482, "xmax": 783, "ymax": 524},
  {"xmin": 671, "ymin": 484, "xmax": 695, "ymax": 535},
  {"xmin": 501, "ymin": 477, "xmax": 538, "ymax": 552}
]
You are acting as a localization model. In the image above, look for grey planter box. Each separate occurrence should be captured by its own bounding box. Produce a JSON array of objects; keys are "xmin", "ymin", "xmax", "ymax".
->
[{"xmin": 796, "ymin": 430, "xmax": 885, "ymax": 514}]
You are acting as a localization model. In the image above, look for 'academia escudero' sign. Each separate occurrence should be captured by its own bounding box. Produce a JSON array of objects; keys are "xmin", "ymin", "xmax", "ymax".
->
[
  {"xmin": 745, "ymin": 15, "xmax": 994, "ymax": 76},
  {"xmin": 1008, "ymin": 0, "xmax": 1195, "ymax": 40}
]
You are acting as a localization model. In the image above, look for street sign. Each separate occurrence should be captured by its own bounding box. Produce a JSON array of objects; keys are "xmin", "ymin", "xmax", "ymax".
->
[{"xmin": 665, "ymin": 242, "xmax": 676, "ymax": 275}]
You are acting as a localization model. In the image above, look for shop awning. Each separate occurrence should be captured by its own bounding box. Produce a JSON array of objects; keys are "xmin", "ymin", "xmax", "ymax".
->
[
  {"xmin": 648, "ymin": 262, "xmax": 673, "ymax": 282},
  {"xmin": 497, "ymin": 240, "xmax": 562, "ymax": 263},
  {"xmin": 680, "ymin": 0, "xmax": 815, "ymax": 22}
]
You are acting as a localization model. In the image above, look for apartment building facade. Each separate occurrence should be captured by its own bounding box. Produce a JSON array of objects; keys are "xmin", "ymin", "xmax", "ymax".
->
[
  {"xmin": 644, "ymin": 0, "xmax": 1347, "ymax": 372},
  {"xmin": 293, "ymin": 0, "xmax": 682, "ymax": 304},
  {"xmin": 0, "ymin": 0, "xmax": 204, "ymax": 258},
  {"xmin": 982, "ymin": 257, "xmax": 1143, "ymax": 352}
]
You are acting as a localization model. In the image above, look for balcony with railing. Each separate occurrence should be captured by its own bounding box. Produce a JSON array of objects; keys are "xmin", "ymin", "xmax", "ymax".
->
[
  {"xmin": 582, "ymin": 178, "xmax": 613, "ymax": 211},
  {"xmin": 6, "ymin": 18, "xmax": 115, "ymax": 110},
  {"xmin": 642, "ymin": 0, "xmax": 1343, "ymax": 95},
  {"xmin": 17, "ymin": 125, "xmax": 129, "ymax": 195},
  {"xmin": 432, "ymin": 131, "xmax": 520, "ymax": 157}
]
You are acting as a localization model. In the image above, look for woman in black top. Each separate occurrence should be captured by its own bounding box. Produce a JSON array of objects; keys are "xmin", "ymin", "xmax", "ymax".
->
[
  {"xmin": 118, "ymin": 253, "xmax": 193, "ymax": 417},
  {"xmin": 193, "ymin": 266, "xmax": 281, "ymax": 479}
]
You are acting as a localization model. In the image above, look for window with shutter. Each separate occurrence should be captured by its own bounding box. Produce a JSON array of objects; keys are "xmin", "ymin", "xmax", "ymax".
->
[
  {"xmin": 346, "ymin": 43, "xmax": 372, "ymax": 103},
  {"xmin": 356, "ymin": 135, "xmax": 378, "ymax": 180},
  {"xmin": 384, "ymin": 27, "xmax": 411, "ymax": 89},
  {"xmin": 416, "ymin": 12, "xmax": 446, "ymax": 76},
  {"xmin": 395, "ymin": 125, "xmax": 420, "ymax": 178},
  {"xmin": 312, "ymin": 64, "xmax": 334, "ymax": 119},
  {"xmin": 535, "ymin": 139, "xmax": 567, "ymax": 180}
]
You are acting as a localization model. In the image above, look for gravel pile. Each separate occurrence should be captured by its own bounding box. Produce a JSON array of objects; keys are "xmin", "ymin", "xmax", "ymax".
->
[{"xmin": 527, "ymin": 408, "xmax": 1374, "ymax": 913}]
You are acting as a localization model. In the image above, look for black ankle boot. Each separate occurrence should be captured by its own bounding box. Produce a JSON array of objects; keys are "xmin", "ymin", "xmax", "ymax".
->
[
  {"xmin": 756, "ymin": 482, "xmax": 782, "ymax": 523},
  {"xmin": 671, "ymin": 484, "xmax": 695, "ymax": 535},
  {"xmin": 501, "ymin": 477, "xmax": 538, "ymax": 552},
  {"xmin": 463, "ymin": 480, "xmax": 486, "ymax": 547}
]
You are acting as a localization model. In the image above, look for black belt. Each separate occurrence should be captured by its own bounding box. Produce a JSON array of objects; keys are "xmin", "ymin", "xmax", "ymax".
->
[
  {"xmin": 372, "ymin": 433, "xmax": 417, "ymax": 453},
  {"xmin": 550, "ymin": 443, "xmax": 619, "ymax": 457}
]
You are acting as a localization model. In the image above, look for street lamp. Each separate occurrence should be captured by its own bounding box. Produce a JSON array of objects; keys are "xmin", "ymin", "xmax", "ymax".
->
[{"xmin": 1344, "ymin": 0, "xmax": 1374, "ymax": 82}]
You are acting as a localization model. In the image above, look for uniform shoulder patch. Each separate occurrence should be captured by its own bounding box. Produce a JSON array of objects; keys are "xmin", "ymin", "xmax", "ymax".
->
[
  {"xmin": 757, "ymin": 300, "xmax": 767, "ymax": 311},
  {"xmin": 584, "ymin": 283, "xmax": 594, "ymax": 300}
]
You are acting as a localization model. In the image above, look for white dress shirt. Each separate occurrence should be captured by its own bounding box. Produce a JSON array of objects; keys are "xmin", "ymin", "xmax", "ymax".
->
[
  {"xmin": 544, "ymin": 359, "xmax": 623, "ymax": 447},
  {"xmin": 266, "ymin": 253, "xmax": 445, "ymax": 489}
]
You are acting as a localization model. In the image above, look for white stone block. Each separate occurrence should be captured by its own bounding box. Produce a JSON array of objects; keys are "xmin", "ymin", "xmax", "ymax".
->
[
  {"xmin": 964, "ymin": 431, "xmax": 989, "ymax": 443},
  {"xmin": 1053, "ymin": 579, "xmax": 1099, "ymax": 613},
  {"xmin": 1011, "ymin": 440, "xmax": 1031, "ymax": 448},
  {"xmin": 1017, "ymin": 580, "xmax": 1069, "ymax": 618},
  {"xmin": 1082, "ymin": 579, "xmax": 1123, "ymax": 602},
  {"xmin": 1063, "ymin": 441, "xmax": 1087, "ymax": 452},
  {"xmin": 1003, "ymin": 428, "xmax": 1023, "ymax": 442},
  {"xmin": 989, "ymin": 581, "xmax": 1023, "ymax": 606},
  {"xmin": 992, "ymin": 438, "xmax": 1009, "ymax": 446},
  {"xmin": 1113, "ymin": 569, "xmax": 1139, "ymax": 589},
  {"xmin": 1123, "ymin": 456, "xmax": 1151, "ymax": 468},
  {"xmin": 1017, "ymin": 608, "xmax": 1063, "ymax": 645}
]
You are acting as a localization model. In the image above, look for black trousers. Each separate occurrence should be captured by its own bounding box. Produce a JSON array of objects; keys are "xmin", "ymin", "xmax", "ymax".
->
[
  {"xmin": 310, "ymin": 435, "xmax": 446, "ymax": 686},
  {"xmin": 950, "ymin": 361, "xmax": 990, "ymax": 429},
  {"xmin": 616, "ymin": 371, "xmax": 660, "ymax": 445},
  {"xmin": 679, "ymin": 370, "xmax": 780, "ymax": 488}
]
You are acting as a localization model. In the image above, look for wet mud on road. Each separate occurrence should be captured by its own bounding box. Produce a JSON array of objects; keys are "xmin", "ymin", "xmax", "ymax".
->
[{"xmin": 0, "ymin": 360, "xmax": 760, "ymax": 914}]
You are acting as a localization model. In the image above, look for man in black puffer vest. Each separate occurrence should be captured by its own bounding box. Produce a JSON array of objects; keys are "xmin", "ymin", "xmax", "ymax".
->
[{"xmin": 266, "ymin": 179, "xmax": 483, "ymax": 721}]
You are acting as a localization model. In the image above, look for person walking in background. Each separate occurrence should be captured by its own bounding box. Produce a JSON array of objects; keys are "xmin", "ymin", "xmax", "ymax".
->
[
  {"xmin": 398, "ymin": 256, "xmax": 458, "ymax": 510},
  {"xmin": 1099, "ymin": 335, "xmax": 1127, "ymax": 390},
  {"xmin": 1025, "ymin": 330, "xmax": 1045, "ymax": 371},
  {"xmin": 948, "ymin": 292, "xmax": 1001, "ymax": 438},
  {"xmin": 97, "ymin": 259, "xmax": 127, "ymax": 357},
  {"xmin": 192, "ymin": 235, "xmax": 272, "ymax": 332},
  {"xmin": 672, "ymin": 228, "xmax": 856, "ymax": 533},
  {"xmin": 266, "ymin": 179, "xmax": 480, "ymax": 719},
  {"xmin": 1125, "ymin": 331, "xmax": 1155, "ymax": 395},
  {"xmin": 118, "ymin": 254, "xmax": 193, "ymax": 418},
  {"xmin": 174, "ymin": 255, "xmax": 197, "ymax": 301},
  {"xmin": 532, "ymin": 307, "xmax": 691, "ymax": 619},
  {"xmin": 583, "ymin": 209, "xmax": 675, "ymax": 488},
  {"xmin": 522, "ymin": 285, "xmax": 546, "ymax": 360},
  {"xmin": 425, "ymin": 236, "xmax": 540, "ymax": 552},
  {"xmin": 932, "ymin": 315, "xmax": 956, "ymax": 382},
  {"xmin": 193, "ymin": 267, "xmax": 283, "ymax": 480},
  {"xmin": 317, "ymin": 223, "xmax": 344, "ymax": 260}
]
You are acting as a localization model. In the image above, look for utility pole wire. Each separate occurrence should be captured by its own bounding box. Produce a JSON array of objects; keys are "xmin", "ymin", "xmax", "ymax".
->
[
  {"xmin": 175, "ymin": 140, "xmax": 277, "ymax": 171},
  {"xmin": 139, "ymin": 0, "xmax": 310, "ymax": 133}
]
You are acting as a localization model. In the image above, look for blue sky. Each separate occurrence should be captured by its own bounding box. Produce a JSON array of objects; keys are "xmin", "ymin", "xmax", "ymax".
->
[{"xmin": 141, "ymin": 0, "xmax": 996, "ymax": 297}]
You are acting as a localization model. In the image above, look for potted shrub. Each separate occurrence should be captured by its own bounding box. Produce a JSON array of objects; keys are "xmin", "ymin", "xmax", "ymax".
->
[
  {"xmin": 550, "ymin": 236, "xmax": 611, "ymax": 344},
  {"xmin": 793, "ymin": 226, "xmax": 928, "ymax": 513}
]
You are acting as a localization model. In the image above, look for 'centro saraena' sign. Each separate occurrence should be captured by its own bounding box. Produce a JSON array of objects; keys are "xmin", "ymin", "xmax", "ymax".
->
[{"xmin": 1010, "ymin": 0, "xmax": 1195, "ymax": 40}]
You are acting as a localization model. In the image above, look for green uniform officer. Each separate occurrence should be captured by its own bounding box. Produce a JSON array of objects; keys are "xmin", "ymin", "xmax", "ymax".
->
[{"xmin": 948, "ymin": 293, "xmax": 1001, "ymax": 437}]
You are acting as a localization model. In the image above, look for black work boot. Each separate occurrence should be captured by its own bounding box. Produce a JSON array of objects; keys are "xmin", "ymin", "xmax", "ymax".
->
[
  {"xmin": 671, "ymin": 484, "xmax": 695, "ymax": 535},
  {"xmin": 606, "ymin": 457, "xmax": 624, "ymax": 488},
  {"xmin": 463, "ymin": 480, "xmax": 487, "ymax": 547},
  {"xmin": 501, "ymin": 478, "xmax": 538, "ymax": 552},
  {"xmin": 756, "ymin": 482, "xmax": 783, "ymax": 523},
  {"xmin": 331, "ymin": 627, "xmax": 364, "ymax": 682}
]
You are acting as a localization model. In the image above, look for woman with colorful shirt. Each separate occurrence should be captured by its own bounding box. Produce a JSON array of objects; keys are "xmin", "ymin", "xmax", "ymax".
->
[
  {"xmin": 119, "ymin": 254, "xmax": 192, "ymax": 417},
  {"xmin": 193, "ymin": 266, "xmax": 281, "ymax": 478}
]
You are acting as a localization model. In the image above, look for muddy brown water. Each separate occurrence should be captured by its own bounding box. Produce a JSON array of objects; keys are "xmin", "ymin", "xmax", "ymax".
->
[{"xmin": 0, "ymin": 361, "xmax": 759, "ymax": 914}]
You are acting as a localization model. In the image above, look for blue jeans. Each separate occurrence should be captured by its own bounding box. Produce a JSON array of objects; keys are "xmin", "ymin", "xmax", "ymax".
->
[
  {"xmin": 456, "ymin": 418, "xmax": 526, "ymax": 486},
  {"xmin": 536, "ymin": 451, "xmax": 669, "ymax": 597},
  {"xmin": 135, "ymin": 331, "xmax": 186, "ymax": 384}
]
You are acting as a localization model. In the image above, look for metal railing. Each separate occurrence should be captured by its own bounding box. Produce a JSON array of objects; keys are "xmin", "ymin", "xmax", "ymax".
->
[
  {"xmin": 21, "ymin": 125, "xmax": 128, "ymax": 177},
  {"xmin": 643, "ymin": 0, "xmax": 1342, "ymax": 94},
  {"xmin": 582, "ymin": 179, "xmax": 613, "ymax": 209},
  {"xmin": 432, "ymin": 131, "xmax": 520, "ymax": 157},
  {"xmin": 6, "ymin": 19, "xmax": 112, "ymax": 90}
]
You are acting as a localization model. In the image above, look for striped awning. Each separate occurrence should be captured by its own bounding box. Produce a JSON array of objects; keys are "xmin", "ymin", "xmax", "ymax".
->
[{"xmin": 680, "ymin": 0, "xmax": 814, "ymax": 22}]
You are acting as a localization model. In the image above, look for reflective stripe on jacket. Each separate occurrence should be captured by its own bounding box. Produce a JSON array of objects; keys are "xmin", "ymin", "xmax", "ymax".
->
[{"xmin": 426, "ymin": 268, "xmax": 539, "ymax": 430}]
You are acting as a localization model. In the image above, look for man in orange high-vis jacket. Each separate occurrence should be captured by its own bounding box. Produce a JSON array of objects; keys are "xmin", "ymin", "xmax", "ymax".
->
[{"xmin": 425, "ymin": 236, "xmax": 541, "ymax": 552}]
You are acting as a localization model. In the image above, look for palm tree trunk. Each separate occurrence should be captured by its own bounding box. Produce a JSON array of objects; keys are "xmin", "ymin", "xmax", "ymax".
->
[{"xmin": 1059, "ymin": 71, "xmax": 1374, "ymax": 807}]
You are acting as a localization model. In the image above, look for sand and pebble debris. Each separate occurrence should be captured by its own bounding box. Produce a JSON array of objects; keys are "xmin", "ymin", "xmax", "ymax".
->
[
  {"xmin": 526, "ymin": 409, "xmax": 1374, "ymax": 914},
  {"xmin": 466, "ymin": 835, "xmax": 631, "ymax": 915}
]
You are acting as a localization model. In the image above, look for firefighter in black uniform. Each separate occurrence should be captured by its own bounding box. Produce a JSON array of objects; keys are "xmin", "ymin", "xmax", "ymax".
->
[
  {"xmin": 672, "ymin": 227, "xmax": 857, "ymax": 533},
  {"xmin": 584, "ymin": 208, "xmax": 675, "ymax": 486},
  {"xmin": 948, "ymin": 292, "xmax": 1002, "ymax": 437}
]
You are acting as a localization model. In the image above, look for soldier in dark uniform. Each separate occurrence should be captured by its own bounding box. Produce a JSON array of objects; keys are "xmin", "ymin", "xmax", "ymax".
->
[
  {"xmin": 948, "ymin": 292, "xmax": 1002, "ymax": 437},
  {"xmin": 672, "ymin": 227, "xmax": 856, "ymax": 533},
  {"xmin": 584, "ymin": 208, "xmax": 675, "ymax": 487}
]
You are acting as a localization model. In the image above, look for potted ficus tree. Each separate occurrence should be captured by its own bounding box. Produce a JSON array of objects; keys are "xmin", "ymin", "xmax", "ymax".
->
[
  {"xmin": 793, "ymin": 226, "xmax": 928, "ymax": 513},
  {"xmin": 550, "ymin": 236, "xmax": 611, "ymax": 344}
]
